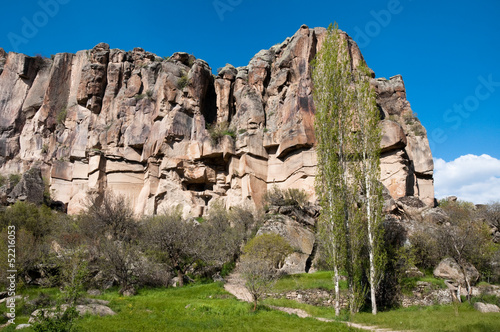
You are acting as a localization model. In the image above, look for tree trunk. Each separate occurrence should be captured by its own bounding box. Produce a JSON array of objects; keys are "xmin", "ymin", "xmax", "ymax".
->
[
  {"xmin": 366, "ymin": 174, "xmax": 377, "ymax": 315},
  {"xmin": 177, "ymin": 269, "xmax": 184, "ymax": 287},
  {"xmin": 458, "ymin": 262, "xmax": 472, "ymax": 303},
  {"xmin": 252, "ymin": 294, "xmax": 258, "ymax": 312},
  {"xmin": 334, "ymin": 266, "xmax": 340, "ymax": 316}
]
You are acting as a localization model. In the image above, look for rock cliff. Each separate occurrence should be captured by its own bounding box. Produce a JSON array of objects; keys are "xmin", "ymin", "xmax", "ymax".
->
[{"xmin": 0, "ymin": 25, "xmax": 434, "ymax": 216}]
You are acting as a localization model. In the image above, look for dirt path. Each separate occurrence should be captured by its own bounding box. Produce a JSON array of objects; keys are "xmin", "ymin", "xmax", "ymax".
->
[
  {"xmin": 223, "ymin": 272, "xmax": 253, "ymax": 302},
  {"xmin": 223, "ymin": 272, "xmax": 410, "ymax": 332}
]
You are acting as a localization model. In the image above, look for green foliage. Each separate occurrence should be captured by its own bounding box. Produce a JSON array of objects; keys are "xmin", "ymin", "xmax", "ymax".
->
[
  {"xmin": 61, "ymin": 251, "xmax": 90, "ymax": 305},
  {"xmin": 400, "ymin": 276, "xmax": 446, "ymax": 296},
  {"xmin": 0, "ymin": 201, "xmax": 53, "ymax": 239},
  {"xmin": 220, "ymin": 261, "xmax": 236, "ymax": 277},
  {"xmin": 312, "ymin": 23, "xmax": 385, "ymax": 314},
  {"xmin": 402, "ymin": 111, "xmax": 418, "ymax": 125},
  {"xmin": 56, "ymin": 107, "xmax": 67, "ymax": 125},
  {"xmin": 33, "ymin": 305, "xmax": 79, "ymax": 332},
  {"xmin": 41, "ymin": 144, "xmax": 49, "ymax": 154},
  {"xmin": 145, "ymin": 89, "xmax": 153, "ymax": 98},
  {"xmin": 143, "ymin": 206, "xmax": 200, "ymax": 287},
  {"xmin": 8, "ymin": 173, "xmax": 21, "ymax": 187},
  {"xmin": 240, "ymin": 233, "xmax": 293, "ymax": 310},
  {"xmin": 410, "ymin": 123, "xmax": 426, "ymax": 136},
  {"xmin": 351, "ymin": 303, "xmax": 500, "ymax": 332},
  {"xmin": 243, "ymin": 233, "xmax": 293, "ymax": 269},
  {"xmin": 207, "ymin": 121, "xmax": 236, "ymax": 144},
  {"xmin": 471, "ymin": 290, "xmax": 500, "ymax": 307},
  {"xmin": 177, "ymin": 74, "xmax": 189, "ymax": 89},
  {"xmin": 271, "ymin": 271, "xmax": 348, "ymax": 292},
  {"xmin": 134, "ymin": 93, "xmax": 146, "ymax": 100},
  {"xmin": 263, "ymin": 186, "xmax": 309, "ymax": 208},
  {"xmin": 70, "ymin": 283, "xmax": 351, "ymax": 331},
  {"xmin": 0, "ymin": 174, "xmax": 5, "ymax": 187},
  {"xmin": 409, "ymin": 227, "xmax": 441, "ymax": 271}
]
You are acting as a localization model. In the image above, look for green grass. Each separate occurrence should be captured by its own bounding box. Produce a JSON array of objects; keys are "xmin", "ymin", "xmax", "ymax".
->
[
  {"xmin": 262, "ymin": 297, "xmax": 344, "ymax": 321},
  {"xmin": 272, "ymin": 271, "xmax": 347, "ymax": 292},
  {"xmin": 401, "ymin": 275, "xmax": 446, "ymax": 295},
  {"xmin": 4, "ymin": 283, "xmax": 356, "ymax": 332},
  {"xmin": 351, "ymin": 303, "xmax": 500, "ymax": 332},
  {"xmin": 5, "ymin": 273, "xmax": 499, "ymax": 332},
  {"xmin": 76, "ymin": 283, "xmax": 355, "ymax": 332}
]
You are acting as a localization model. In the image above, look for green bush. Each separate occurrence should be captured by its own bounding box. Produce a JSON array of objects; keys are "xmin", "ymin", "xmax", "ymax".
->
[
  {"xmin": 32, "ymin": 305, "xmax": 79, "ymax": 332},
  {"xmin": 8, "ymin": 173, "xmax": 21, "ymax": 187},
  {"xmin": 56, "ymin": 107, "xmax": 67, "ymax": 125},
  {"xmin": 264, "ymin": 186, "xmax": 309, "ymax": 208},
  {"xmin": 207, "ymin": 121, "xmax": 236, "ymax": 144},
  {"xmin": 243, "ymin": 233, "xmax": 293, "ymax": 270},
  {"xmin": 178, "ymin": 74, "xmax": 189, "ymax": 89}
]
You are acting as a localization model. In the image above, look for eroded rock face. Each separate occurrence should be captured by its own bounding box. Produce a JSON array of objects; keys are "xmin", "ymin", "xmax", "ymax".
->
[
  {"xmin": 0, "ymin": 26, "xmax": 434, "ymax": 218},
  {"xmin": 434, "ymin": 257, "xmax": 480, "ymax": 286}
]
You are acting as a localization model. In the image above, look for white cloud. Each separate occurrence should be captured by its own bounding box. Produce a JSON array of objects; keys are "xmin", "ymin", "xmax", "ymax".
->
[{"xmin": 433, "ymin": 154, "xmax": 500, "ymax": 204}]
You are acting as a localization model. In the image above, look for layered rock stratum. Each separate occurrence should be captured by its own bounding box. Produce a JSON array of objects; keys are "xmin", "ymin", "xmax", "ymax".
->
[{"xmin": 0, "ymin": 25, "xmax": 434, "ymax": 216}]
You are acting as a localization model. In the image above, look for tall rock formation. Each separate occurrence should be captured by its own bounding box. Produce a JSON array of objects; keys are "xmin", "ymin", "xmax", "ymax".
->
[{"xmin": 0, "ymin": 25, "xmax": 434, "ymax": 216}]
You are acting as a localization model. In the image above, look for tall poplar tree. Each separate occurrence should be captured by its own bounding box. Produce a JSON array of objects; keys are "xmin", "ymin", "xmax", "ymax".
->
[
  {"xmin": 354, "ymin": 64, "xmax": 385, "ymax": 315},
  {"xmin": 313, "ymin": 23, "xmax": 356, "ymax": 315},
  {"xmin": 313, "ymin": 24, "xmax": 384, "ymax": 315}
]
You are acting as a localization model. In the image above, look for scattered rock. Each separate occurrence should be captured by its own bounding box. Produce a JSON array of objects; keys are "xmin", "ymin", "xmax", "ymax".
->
[
  {"xmin": 29, "ymin": 304, "xmax": 116, "ymax": 323},
  {"xmin": 212, "ymin": 273, "xmax": 224, "ymax": 282},
  {"xmin": 120, "ymin": 286, "xmax": 137, "ymax": 297},
  {"xmin": 473, "ymin": 302, "xmax": 500, "ymax": 313},
  {"xmin": 87, "ymin": 289, "xmax": 102, "ymax": 296},
  {"xmin": 15, "ymin": 324, "xmax": 31, "ymax": 330},
  {"xmin": 405, "ymin": 266, "xmax": 424, "ymax": 278}
]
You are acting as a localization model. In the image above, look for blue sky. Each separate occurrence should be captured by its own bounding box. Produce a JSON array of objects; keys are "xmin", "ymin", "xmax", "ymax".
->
[{"xmin": 1, "ymin": 0, "xmax": 499, "ymax": 202}]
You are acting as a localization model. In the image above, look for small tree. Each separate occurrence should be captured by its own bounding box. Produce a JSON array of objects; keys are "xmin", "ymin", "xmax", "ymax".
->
[
  {"xmin": 144, "ymin": 207, "xmax": 201, "ymax": 287},
  {"xmin": 79, "ymin": 191, "xmax": 141, "ymax": 292},
  {"xmin": 438, "ymin": 200, "xmax": 495, "ymax": 302},
  {"xmin": 199, "ymin": 201, "xmax": 243, "ymax": 268},
  {"xmin": 81, "ymin": 191, "xmax": 138, "ymax": 242},
  {"xmin": 240, "ymin": 233, "xmax": 292, "ymax": 311}
]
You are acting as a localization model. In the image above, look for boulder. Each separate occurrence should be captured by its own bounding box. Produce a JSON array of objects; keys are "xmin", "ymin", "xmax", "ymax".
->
[
  {"xmin": 380, "ymin": 120, "xmax": 407, "ymax": 152},
  {"xmin": 119, "ymin": 286, "xmax": 137, "ymax": 297},
  {"xmin": 257, "ymin": 205, "xmax": 317, "ymax": 274},
  {"xmin": 433, "ymin": 258, "xmax": 480, "ymax": 286},
  {"xmin": 16, "ymin": 324, "xmax": 32, "ymax": 330},
  {"xmin": 473, "ymin": 302, "xmax": 500, "ymax": 313},
  {"xmin": 7, "ymin": 167, "xmax": 45, "ymax": 205},
  {"xmin": 29, "ymin": 304, "xmax": 115, "ymax": 323},
  {"xmin": 87, "ymin": 289, "xmax": 102, "ymax": 296}
]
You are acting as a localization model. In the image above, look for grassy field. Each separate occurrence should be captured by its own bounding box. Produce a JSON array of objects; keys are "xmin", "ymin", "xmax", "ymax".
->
[
  {"xmin": 351, "ymin": 303, "xmax": 500, "ymax": 332},
  {"xmin": 2, "ymin": 282, "xmax": 356, "ymax": 332},
  {"xmin": 3, "ymin": 272, "xmax": 500, "ymax": 332}
]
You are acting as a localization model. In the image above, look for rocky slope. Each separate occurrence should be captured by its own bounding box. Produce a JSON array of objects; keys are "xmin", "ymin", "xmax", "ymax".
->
[{"xmin": 0, "ymin": 25, "xmax": 434, "ymax": 216}]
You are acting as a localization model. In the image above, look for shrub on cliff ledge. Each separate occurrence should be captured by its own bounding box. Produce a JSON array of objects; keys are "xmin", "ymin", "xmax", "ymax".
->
[
  {"xmin": 207, "ymin": 121, "xmax": 236, "ymax": 144},
  {"xmin": 263, "ymin": 186, "xmax": 309, "ymax": 208}
]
